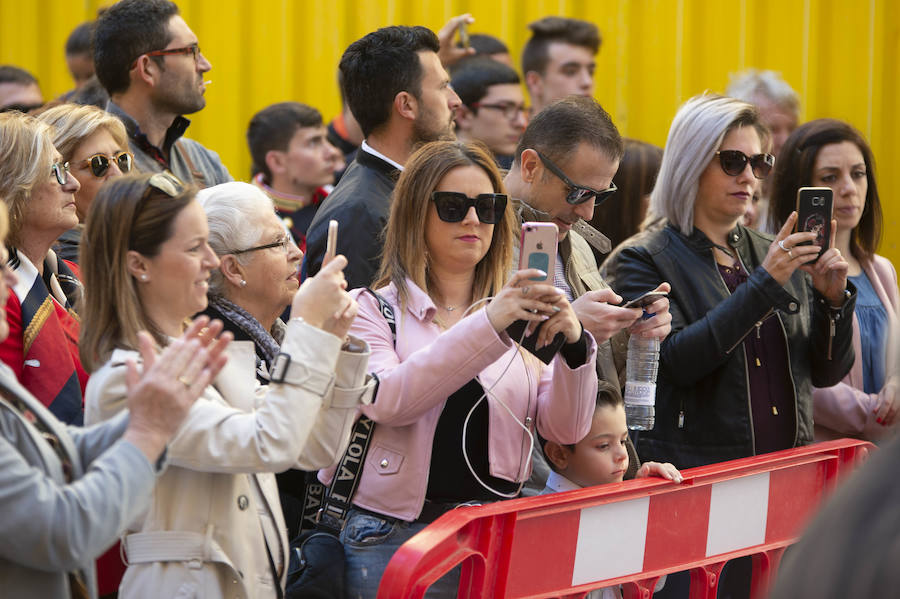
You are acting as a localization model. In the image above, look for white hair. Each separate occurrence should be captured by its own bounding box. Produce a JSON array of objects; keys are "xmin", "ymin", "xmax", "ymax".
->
[
  {"xmin": 196, "ymin": 182, "xmax": 276, "ymax": 296},
  {"xmin": 649, "ymin": 94, "xmax": 768, "ymax": 235},
  {"xmin": 726, "ymin": 69, "xmax": 800, "ymax": 115}
]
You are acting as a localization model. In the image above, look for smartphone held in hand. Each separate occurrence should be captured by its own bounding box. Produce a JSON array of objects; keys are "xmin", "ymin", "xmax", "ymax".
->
[{"xmin": 795, "ymin": 187, "xmax": 833, "ymax": 260}]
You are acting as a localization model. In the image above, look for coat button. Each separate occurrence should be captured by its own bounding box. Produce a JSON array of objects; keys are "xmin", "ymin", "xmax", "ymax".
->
[
  {"xmin": 380, "ymin": 459, "xmax": 389, "ymax": 468},
  {"xmin": 237, "ymin": 495, "xmax": 249, "ymax": 510},
  {"xmin": 788, "ymin": 302, "xmax": 798, "ymax": 312}
]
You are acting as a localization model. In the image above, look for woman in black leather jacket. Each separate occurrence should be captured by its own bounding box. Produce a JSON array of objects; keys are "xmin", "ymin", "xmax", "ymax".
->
[{"xmin": 604, "ymin": 95, "xmax": 856, "ymax": 469}]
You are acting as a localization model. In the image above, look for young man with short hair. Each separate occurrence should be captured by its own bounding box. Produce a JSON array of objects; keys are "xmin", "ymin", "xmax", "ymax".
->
[
  {"xmin": 451, "ymin": 57, "xmax": 527, "ymax": 169},
  {"xmin": 247, "ymin": 101, "xmax": 342, "ymax": 252},
  {"xmin": 521, "ymin": 16, "xmax": 601, "ymax": 115}
]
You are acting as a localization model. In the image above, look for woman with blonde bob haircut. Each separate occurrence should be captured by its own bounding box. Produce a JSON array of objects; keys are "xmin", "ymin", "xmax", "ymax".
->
[
  {"xmin": 0, "ymin": 112, "xmax": 86, "ymax": 425},
  {"xmin": 81, "ymin": 172, "xmax": 375, "ymax": 598},
  {"xmin": 605, "ymin": 94, "xmax": 855, "ymax": 471},
  {"xmin": 38, "ymin": 103, "xmax": 133, "ymax": 262},
  {"xmin": 321, "ymin": 141, "xmax": 598, "ymax": 599}
]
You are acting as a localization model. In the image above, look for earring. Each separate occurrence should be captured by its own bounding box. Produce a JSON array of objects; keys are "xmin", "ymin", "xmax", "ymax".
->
[
  {"xmin": 140, "ymin": 274, "xmax": 148, "ymax": 282},
  {"xmin": 240, "ymin": 279, "xmax": 247, "ymax": 287}
]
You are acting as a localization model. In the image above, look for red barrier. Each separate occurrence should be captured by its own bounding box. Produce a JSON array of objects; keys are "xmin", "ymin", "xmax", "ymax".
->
[{"xmin": 376, "ymin": 439, "xmax": 872, "ymax": 599}]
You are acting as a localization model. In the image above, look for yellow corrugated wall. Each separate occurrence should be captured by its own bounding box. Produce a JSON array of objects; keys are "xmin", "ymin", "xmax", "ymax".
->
[{"xmin": 1, "ymin": 0, "xmax": 897, "ymax": 261}]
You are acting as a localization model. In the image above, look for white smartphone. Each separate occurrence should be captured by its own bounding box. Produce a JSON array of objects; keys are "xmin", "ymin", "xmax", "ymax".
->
[{"xmin": 325, "ymin": 219, "xmax": 338, "ymax": 262}]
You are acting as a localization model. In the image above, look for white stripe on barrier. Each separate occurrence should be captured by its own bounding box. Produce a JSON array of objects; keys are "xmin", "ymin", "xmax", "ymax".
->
[
  {"xmin": 705, "ymin": 472, "xmax": 770, "ymax": 557},
  {"xmin": 572, "ymin": 497, "xmax": 650, "ymax": 585}
]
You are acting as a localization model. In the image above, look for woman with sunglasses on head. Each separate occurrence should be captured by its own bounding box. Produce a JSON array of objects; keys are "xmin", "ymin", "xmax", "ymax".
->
[
  {"xmin": 80, "ymin": 173, "xmax": 375, "ymax": 599},
  {"xmin": 605, "ymin": 94, "xmax": 855, "ymax": 470},
  {"xmin": 38, "ymin": 103, "xmax": 134, "ymax": 263},
  {"xmin": 320, "ymin": 141, "xmax": 597, "ymax": 598},
  {"xmin": 768, "ymin": 119, "xmax": 899, "ymax": 441},
  {"xmin": 0, "ymin": 112, "xmax": 88, "ymax": 425}
]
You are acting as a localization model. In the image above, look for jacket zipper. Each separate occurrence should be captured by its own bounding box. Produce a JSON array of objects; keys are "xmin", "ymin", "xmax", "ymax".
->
[
  {"xmin": 712, "ymin": 246, "xmax": 760, "ymax": 453},
  {"xmin": 773, "ymin": 313, "xmax": 801, "ymax": 446},
  {"xmin": 827, "ymin": 312, "xmax": 836, "ymax": 360}
]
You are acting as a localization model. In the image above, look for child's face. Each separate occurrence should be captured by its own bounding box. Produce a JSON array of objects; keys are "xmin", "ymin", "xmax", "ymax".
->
[{"xmin": 565, "ymin": 404, "xmax": 631, "ymax": 487}]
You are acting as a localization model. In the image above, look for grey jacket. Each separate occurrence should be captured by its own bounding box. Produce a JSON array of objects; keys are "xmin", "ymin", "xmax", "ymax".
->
[
  {"xmin": 106, "ymin": 101, "xmax": 232, "ymax": 187},
  {"xmin": 0, "ymin": 363, "xmax": 157, "ymax": 599}
]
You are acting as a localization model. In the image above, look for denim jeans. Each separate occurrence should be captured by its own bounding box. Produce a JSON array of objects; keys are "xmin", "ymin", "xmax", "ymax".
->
[{"xmin": 340, "ymin": 508, "xmax": 461, "ymax": 599}]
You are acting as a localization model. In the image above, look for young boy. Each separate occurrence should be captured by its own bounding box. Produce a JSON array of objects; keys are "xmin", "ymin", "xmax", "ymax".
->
[
  {"xmin": 540, "ymin": 381, "xmax": 681, "ymax": 598},
  {"xmin": 541, "ymin": 381, "xmax": 682, "ymax": 493}
]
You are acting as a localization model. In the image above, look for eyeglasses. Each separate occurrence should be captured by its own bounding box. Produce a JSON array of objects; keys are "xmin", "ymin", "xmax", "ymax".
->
[
  {"xmin": 230, "ymin": 236, "xmax": 294, "ymax": 255},
  {"xmin": 0, "ymin": 103, "xmax": 43, "ymax": 114},
  {"xmin": 536, "ymin": 151, "xmax": 617, "ymax": 205},
  {"xmin": 716, "ymin": 150, "xmax": 775, "ymax": 179},
  {"xmin": 469, "ymin": 102, "xmax": 527, "ymax": 121},
  {"xmin": 51, "ymin": 162, "xmax": 71, "ymax": 185},
  {"xmin": 142, "ymin": 171, "xmax": 184, "ymax": 199},
  {"xmin": 131, "ymin": 44, "xmax": 201, "ymax": 68},
  {"xmin": 430, "ymin": 191, "xmax": 507, "ymax": 224},
  {"xmin": 80, "ymin": 151, "xmax": 134, "ymax": 178}
]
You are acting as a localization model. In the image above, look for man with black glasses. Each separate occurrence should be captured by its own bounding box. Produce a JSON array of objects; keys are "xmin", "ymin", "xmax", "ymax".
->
[
  {"xmin": 451, "ymin": 57, "xmax": 527, "ymax": 170},
  {"xmin": 504, "ymin": 96, "xmax": 673, "ymax": 493},
  {"xmin": 93, "ymin": 0, "xmax": 231, "ymax": 186}
]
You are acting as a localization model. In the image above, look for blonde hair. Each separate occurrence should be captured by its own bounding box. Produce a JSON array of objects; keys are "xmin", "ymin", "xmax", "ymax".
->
[
  {"xmin": 37, "ymin": 103, "xmax": 128, "ymax": 163},
  {"xmin": 650, "ymin": 94, "xmax": 770, "ymax": 235},
  {"xmin": 0, "ymin": 112, "xmax": 58, "ymax": 248},
  {"xmin": 79, "ymin": 173, "xmax": 197, "ymax": 371},
  {"xmin": 374, "ymin": 141, "xmax": 515, "ymax": 308}
]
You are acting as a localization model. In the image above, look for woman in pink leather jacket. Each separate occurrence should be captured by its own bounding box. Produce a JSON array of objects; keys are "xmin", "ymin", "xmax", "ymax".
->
[{"xmin": 322, "ymin": 141, "xmax": 598, "ymax": 598}]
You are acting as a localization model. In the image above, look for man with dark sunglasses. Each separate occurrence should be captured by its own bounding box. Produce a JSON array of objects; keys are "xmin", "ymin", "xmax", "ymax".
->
[
  {"xmin": 93, "ymin": 0, "xmax": 231, "ymax": 187},
  {"xmin": 504, "ymin": 96, "xmax": 673, "ymax": 494}
]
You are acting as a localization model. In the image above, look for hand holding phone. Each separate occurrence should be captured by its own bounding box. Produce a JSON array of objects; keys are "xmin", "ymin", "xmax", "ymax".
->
[
  {"xmin": 621, "ymin": 290, "xmax": 669, "ymax": 310},
  {"xmin": 795, "ymin": 187, "xmax": 833, "ymax": 260},
  {"xmin": 324, "ymin": 219, "xmax": 339, "ymax": 263}
]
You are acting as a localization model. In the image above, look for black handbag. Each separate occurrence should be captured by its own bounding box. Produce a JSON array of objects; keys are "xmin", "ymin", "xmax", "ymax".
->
[{"xmin": 285, "ymin": 290, "xmax": 395, "ymax": 599}]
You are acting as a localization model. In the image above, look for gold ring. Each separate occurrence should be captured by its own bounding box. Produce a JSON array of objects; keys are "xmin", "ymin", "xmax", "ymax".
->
[
  {"xmin": 789, "ymin": 249, "xmax": 794, "ymax": 259},
  {"xmin": 177, "ymin": 375, "xmax": 192, "ymax": 388}
]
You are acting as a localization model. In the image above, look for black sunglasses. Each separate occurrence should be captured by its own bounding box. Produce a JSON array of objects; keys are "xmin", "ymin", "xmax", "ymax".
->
[
  {"xmin": 716, "ymin": 150, "xmax": 775, "ymax": 179},
  {"xmin": 81, "ymin": 151, "xmax": 134, "ymax": 178},
  {"xmin": 431, "ymin": 191, "xmax": 507, "ymax": 224},
  {"xmin": 536, "ymin": 151, "xmax": 617, "ymax": 205}
]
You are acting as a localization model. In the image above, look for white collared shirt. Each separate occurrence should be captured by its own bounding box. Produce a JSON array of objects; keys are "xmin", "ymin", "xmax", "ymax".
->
[
  {"xmin": 543, "ymin": 470, "xmax": 582, "ymax": 493},
  {"xmin": 361, "ymin": 140, "xmax": 404, "ymax": 171}
]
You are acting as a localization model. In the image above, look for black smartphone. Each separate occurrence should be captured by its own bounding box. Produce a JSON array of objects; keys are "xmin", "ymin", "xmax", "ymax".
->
[
  {"xmin": 621, "ymin": 290, "xmax": 668, "ymax": 310},
  {"xmin": 795, "ymin": 187, "xmax": 833, "ymax": 260},
  {"xmin": 506, "ymin": 319, "xmax": 566, "ymax": 365}
]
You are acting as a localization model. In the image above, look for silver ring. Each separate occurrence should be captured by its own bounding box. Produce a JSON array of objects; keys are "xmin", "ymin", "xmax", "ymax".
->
[
  {"xmin": 778, "ymin": 239, "xmax": 790, "ymax": 252},
  {"xmin": 521, "ymin": 286, "xmax": 530, "ymax": 297}
]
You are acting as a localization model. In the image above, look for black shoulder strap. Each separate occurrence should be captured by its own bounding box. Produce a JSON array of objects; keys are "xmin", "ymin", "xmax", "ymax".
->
[{"xmin": 309, "ymin": 288, "xmax": 395, "ymax": 534}]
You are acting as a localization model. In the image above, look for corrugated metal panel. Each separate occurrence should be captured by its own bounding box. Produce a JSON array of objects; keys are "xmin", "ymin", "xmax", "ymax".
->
[{"xmin": 1, "ymin": 0, "xmax": 896, "ymax": 258}]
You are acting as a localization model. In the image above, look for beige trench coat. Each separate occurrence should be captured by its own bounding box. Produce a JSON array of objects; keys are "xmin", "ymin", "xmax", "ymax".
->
[{"xmin": 85, "ymin": 320, "xmax": 374, "ymax": 599}]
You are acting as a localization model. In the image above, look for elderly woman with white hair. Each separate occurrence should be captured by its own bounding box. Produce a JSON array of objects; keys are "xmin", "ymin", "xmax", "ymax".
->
[
  {"xmin": 196, "ymin": 181, "xmax": 369, "ymax": 538},
  {"xmin": 604, "ymin": 94, "xmax": 856, "ymax": 470}
]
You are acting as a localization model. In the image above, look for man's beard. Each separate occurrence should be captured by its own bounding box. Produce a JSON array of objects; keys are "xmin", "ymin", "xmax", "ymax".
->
[
  {"xmin": 411, "ymin": 106, "xmax": 456, "ymax": 146},
  {"xmin": 156, "ymin": 76, "xmax": 206, "ymax": 116}
]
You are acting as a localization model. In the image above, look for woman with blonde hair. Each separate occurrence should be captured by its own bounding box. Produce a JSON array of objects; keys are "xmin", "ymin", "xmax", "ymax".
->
[
  {"xmin": 0, "ymin": 112, "xmax": 85, "ymax": 424},
  {"xmin": 323, "ymin": 140, "xmax": 598, "ymax": 598},
  {"xmin": 81, "ymin": 172, "xmax": 375, "ymax": 598},
  {"xmin": 38, "ymin": 103, "xmax": 133, "ymax": 262}
]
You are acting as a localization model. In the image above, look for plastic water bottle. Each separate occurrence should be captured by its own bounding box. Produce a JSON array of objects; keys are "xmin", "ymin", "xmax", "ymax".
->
[{"xmin": 624, "ymin": 335, "xmax": 659, "ymax": 430}]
